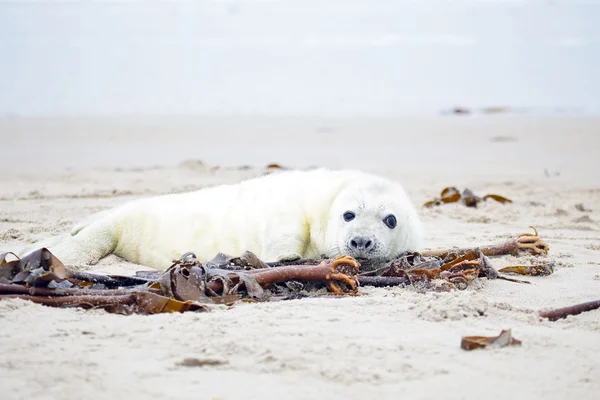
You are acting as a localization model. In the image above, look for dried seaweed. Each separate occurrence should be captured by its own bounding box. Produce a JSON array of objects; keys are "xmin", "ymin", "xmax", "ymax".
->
[
  {"xmin": 0, "ymin": 249, "xmax": 360, "ymax": 314},
  {"xmin": 358, "ymin": 248, "xmax": 501, "ymax": 291},
  {"xmin": 0, "ymin": 249, "xmax": 210, "ymax": 315},
  {"xmin": 498, "ymin": 263, "xmax": 554, "ymax": 276},
  {"xmin": 0, "ymin": 291, "xmax": 208, "ymax": 315},
  {"xmin": 356, "ymin": 227, "xmax": 550, "ymax": 290},
  {"xmin": 424, "ymin": 186, "xmax": 512, "ymax": 208},
  {"xmin": 0, "ymin": 248, "xmax": 69, "ymax": 286},
  {"xmin": 461, "ymin": 329, "xmax": 522, "ymax": 351},
  {"xmin": 0, "ymin": 228, "xmax": 553, "ymax": 314},
  {"xmin": 205, "ymin": 251, "xmax": 271, "ymax": 270},
  {"xmin": 420, "ymin": 227, "xmax": 549, "ymax": 258}
]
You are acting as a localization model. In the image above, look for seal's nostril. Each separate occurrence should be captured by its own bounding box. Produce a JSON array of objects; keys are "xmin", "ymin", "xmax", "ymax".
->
[{"xmin": 349, "ymin": 237, "xmax": 374, "ymax": 252}]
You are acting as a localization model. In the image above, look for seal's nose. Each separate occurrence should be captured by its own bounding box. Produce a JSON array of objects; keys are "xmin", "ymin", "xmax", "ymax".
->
[{"xmin": 349, "ymin": 236, "xmax": 374, "ymax": 252}]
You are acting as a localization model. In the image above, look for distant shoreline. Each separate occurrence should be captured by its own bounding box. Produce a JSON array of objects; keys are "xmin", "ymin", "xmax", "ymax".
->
[{"xmin": 0, "ymin": 106, "xmax": 595, "ymax": 120}]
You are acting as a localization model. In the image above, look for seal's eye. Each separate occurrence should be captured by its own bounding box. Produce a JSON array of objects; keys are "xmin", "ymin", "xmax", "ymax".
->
[
  {"xmin": 343, "ymin": 211, "xmax": 355, "ymax": 222},
  {"xmin": 383, "ymin": 214, "xmax": 397, "ymax": 229}
]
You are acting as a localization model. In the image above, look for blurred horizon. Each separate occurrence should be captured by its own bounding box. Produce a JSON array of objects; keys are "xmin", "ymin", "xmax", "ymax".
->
[{"xmin": 1, "ymin": 0, "xmax": 599, "ymax": 117}]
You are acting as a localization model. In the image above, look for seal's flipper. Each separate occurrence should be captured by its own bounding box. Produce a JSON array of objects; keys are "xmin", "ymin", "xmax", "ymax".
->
[
  {"xmin": 17, "ymin": 218, "xmax": 119, "ymax": 267},
  {"xmin": 47, "ymin": 220, "xmax": 118, "ymax": 266}
]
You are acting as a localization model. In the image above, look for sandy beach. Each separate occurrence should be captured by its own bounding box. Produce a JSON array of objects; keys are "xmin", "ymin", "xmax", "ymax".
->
[{"xmin": 1, "ymin": 115, "xmax": 599, "ymax": 399}]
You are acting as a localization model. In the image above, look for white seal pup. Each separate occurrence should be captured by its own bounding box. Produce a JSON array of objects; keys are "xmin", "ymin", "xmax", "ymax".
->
[{"xmin": 23, "ymin": 168, "xmax": 424, "ymax": 270}]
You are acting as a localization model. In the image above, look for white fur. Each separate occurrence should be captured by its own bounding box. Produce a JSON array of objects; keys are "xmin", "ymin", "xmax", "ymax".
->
[{"xmin": 22, "ymin": 169, "xmax": 424, "ymax": 270}]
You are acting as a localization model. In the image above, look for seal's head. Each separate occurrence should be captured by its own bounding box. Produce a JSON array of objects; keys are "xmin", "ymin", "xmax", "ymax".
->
[{"xmin": 324, "ymin": 176, "xmax": 423, "ymax": 262}]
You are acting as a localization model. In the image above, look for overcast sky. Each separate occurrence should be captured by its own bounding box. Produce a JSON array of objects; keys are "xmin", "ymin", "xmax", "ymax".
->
[{"xmin": 0, "ymin": 0, "xmax": 599, "ymax": 116}]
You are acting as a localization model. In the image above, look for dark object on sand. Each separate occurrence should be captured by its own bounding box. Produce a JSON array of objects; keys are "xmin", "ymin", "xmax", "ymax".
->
[
  {"xmin": 498, "ymin": 264, "xmax": 554, "ymax": 276},
  {"xmin": 539, "ymin": 300, "xmax": 600, "ymax": 321},
  {"xmin": 423, "ymin": 187, "xmax": 512, "ymax": 208},
  {"xmin": 451, "ymin": 107, "xmax": 471, "ymax": 115},
  {"xmin": 461, "ymin": 329, "xmax": 522, "ymax": 351}
]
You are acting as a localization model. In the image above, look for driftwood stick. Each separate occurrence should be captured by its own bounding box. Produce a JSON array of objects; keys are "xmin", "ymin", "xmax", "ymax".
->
[
  {"xmin": 539, "ymin": 300, "xmax": 600, "ymax": 321},
  {"xmin": 420, "ymin": 226, "xmax": 549, "ymax": 259}
]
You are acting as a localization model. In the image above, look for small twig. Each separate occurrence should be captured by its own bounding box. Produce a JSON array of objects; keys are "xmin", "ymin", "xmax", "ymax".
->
[
  {"xmin": 496, "ymin": 275, "xmax": 532, "ymax": 285},
  {"xmin": 539, "ymin": 299, "xmax": 600, "ymax": 321}
]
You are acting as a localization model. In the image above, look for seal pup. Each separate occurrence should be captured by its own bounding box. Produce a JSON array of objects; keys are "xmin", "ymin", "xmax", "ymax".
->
[{"xmin": 23, "ymin": 168, "xmax": 424, "ymax": 270}]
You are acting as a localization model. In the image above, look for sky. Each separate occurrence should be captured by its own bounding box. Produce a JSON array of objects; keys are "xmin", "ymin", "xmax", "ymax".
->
[{"xmin": 0, "ymin": 0, "xmax": 599, "ymax": 117}]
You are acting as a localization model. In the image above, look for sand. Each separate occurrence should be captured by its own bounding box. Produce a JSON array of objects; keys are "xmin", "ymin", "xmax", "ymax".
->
[{"xmin": 1, "ymin": 115, "xmax": 599, "ymax": 399}]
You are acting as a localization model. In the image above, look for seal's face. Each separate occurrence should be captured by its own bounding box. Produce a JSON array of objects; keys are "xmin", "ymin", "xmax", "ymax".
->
[{"xmin": 324, "ymin": 180, "xmax": 423, "ymax": 261}]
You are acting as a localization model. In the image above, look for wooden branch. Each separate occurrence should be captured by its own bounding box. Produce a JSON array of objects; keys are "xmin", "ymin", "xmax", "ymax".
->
[{"xmin": 539, "ymin": 300, "xmax": 600, "ymax": 321}]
